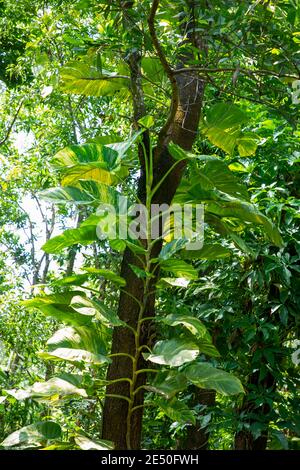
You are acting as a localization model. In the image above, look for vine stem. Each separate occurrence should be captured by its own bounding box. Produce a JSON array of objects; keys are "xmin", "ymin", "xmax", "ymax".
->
[{"xmin": 125, "ymin": 137, "xmax": 154, "ymax": 450}]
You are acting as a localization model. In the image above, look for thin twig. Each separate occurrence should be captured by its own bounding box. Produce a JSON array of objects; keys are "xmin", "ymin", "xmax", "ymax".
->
[{"xmin": 0, "ymin": 99, "xmax": 24, "ymax": 146}]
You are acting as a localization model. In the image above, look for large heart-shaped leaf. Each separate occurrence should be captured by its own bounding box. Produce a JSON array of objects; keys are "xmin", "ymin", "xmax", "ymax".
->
[
  {"xmin": 46, "ymin": 325, "xmax": 106, "ymax": 355},
  {"xmin": 40, "ymin": 181, "xmax": 119, "ymax": 206},
  {"xmin": 184, "ymin": 362, "xmax": 244, "ymax": 395},
  {"xmin": 5, "ymin": 377, "xmax": 87, "ymax": 401},
  {"xmin": 0, "ymin": 421, "xmax": 61, "ymax": 449},
  {"xmin": 38, "ymin": 348, "xmax": 110, "ymax": 365},
  {"xmin": 60, "ymin": 60, "xmax": 129, "ymax": 97},
  {"xmin": 70, "ymin": 296, "xmax": 124, "ymax": 327},
  {"xmin": 52, "ymin": 143, "xmax": 125, "ymax": 186},
  {"xmin": 201, "ymin": 102, "xmax": 257, "ymax": 156},
  {"xmin": 42, "ymin": 226, "xmax": 97, "ymax": 254},
  {"xmin": 201, "ymin": 160, "xmax": 249, "ymax": 200},
  {"xmin": 159, "ymin": 313, "xmax": 211, "ymax": 341},
  {"xmin": 147, "ymin": 370, "xmax": 188, "ymax": 399},
  {"xmin": 145, "ymin": 338, "xmax": 199, "ymax": 367},
  {"xmin": 24, "ymin": 292, "xmax": 96, "ymax": 327}
]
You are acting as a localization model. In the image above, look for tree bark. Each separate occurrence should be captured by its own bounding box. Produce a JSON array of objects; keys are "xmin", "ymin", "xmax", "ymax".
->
[{"xmin": 102, "ymin": 0, "xmax": 205, "ymax": 449}]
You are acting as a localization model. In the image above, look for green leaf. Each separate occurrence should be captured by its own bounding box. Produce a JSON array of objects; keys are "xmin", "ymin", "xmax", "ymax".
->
[
  {"xmin": 38, "ymin": 421, "xmax": 62, "ymax": 440},
  {"xmin": 138, "ymin": 115, "xmax": 155, "ymax": 128},
  {"xmin": 60, "ymin": 60, "xmax": 129, "ymax": 97},
  {"xmin": 125, "ymin": 239, "xmax": 147, "ymax": 255},
  {"xmin": 52, "ymin": 143, "xmax": 124, "ymax": 186},
  {"xmin": 142, "ymin": 57, "xmax": 165, "ymax": 84},
  {"xmin": 24, "ymin": 293, "xmax": 97, "ymax": 327},
  {"xmin": 38, "ymin": 348, "xmax": 110, "ymax": 365},
  {"xmin": 197, "ymin": 340, "xmax": 220, "ymax": 358},
  {"xmin": 201, "ymin": 160, "xmax": 249, "ymax": 200},
  {"xmin": 5, "ymin": 377, "xmax": 87, "ymax": 401},
  {"xmin": 109, "ymin": 238, "xmax": 126, "ymax": 252},
  {"xmin": 147, "ymin": 370, "xmax": 188, "ymax": 399},
  {"xmin": 205, "ymin": 198, "xmax": 283, "ymax": 247},
  {"xmin": 202, "ymin": 102, "xmax": 247, "ymax": 155},
  {"xmin": 168, "ymin": 141, "xmax": 217, "ymax": 163},
  {"xmin": 176, "ymin": 175, "xmax": 282, "ymax": 247},
  {"xmin": 53, "ymin": 143, "xmax": 118, "ymax": 168},
  {"xmin": 145, "ymin": 338, "xmax": 199, "ymax": 367},
  {"xmin": 159, "ymin": 238, "xmax": 189, "ymax": 260},
  {"xmin": 61, "ymin": 163, "xmax": 118, "ymax": 187},
  {"xmin": 156, "ymin": 397, "xmax": 196, "ymax": 425},
  {"xmin": 39, "ymin": 186, "xmax": 93, "ymax": 205},
  {"xmin": 46, "ymin": 325, "xmax": 106, "ymax": 355},
  {"xmin": 181, "ymin": 243, "xmax": 232, "ymax": 260},
  {"xmin": 236, "ymin": 132, "xmax": 258, "ymax": 156},
  {"xmin": 75, "ymin": 435, "xmax": 114, "ymax": 450},
  {"xmin": 82, "ymin": 268, "xmax": 126, "ymax": 286},
  {"xmin": 78, "ymin": 180, "xmax": 120, "ymax": 205},
  {"xmin": 53, "ymin": 274, "xmax": 89, "ymax": 286},
  {"xmin": 201, "ymin": 102, "xmax": 258, "ymax": 157},
  {"xmin": 55, "ymin": 269, "xmax": 125, "ymax": 287},
  {"xmin": 0, "ymin": 421, "xmax": 61, "ymax": 449},
  {"xmin": 160, "ymin": 259, "xmax": 198, "ymax": 280},
  {"xmin": 157, "ymin": 277, "xmax": 191, "ymax": 288},
  {"xmin": 107, "ymin": 130, "xmax": 143, "ymax": 158},
  {"xmin": 129, "ymin": 263, "xmax": 150, "ymax": 279},
  {"xmin": 184, "ymin": 363, "xmax": 244, "ymax": 395},
  {"xmin": 42, "ymin": 226, "xmax": 97, "ymax": 254},
  {"xmin": 71, "ymin": 296, "xmax": 124, "ymax": 327},
  {"xmin": 39, "ymin": 181, "xmax": 120, "ymax": 207},
  {"xmin": 159, "ymin": 313, "xmax": 211, "ymax": 340},
  {"xmin": 23, "ymin": 291, "xmax": 81, "ymax": 307},
  {"xmin": 205, "ymin": 102, "xmax": 248, "ymax": 129},
  {"xmin": 88, "ymin": 134, "xmax": 122, "ymax": 145}
]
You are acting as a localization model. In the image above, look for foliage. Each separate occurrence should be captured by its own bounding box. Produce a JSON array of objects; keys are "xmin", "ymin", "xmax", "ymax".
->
[{"xmin": 0, "ymin": 0, "xmax": 299, "ymax": 452}]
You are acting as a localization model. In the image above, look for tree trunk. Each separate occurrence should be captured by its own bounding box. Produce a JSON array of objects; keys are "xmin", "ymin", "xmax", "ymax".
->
[{"xmin": 101, "ymin": 1, "xmax": 205, "ymax": 449}]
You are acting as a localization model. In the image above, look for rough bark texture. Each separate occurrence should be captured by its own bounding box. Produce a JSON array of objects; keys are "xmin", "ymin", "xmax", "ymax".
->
[{"xmin": 102, "ymin": 1, "xmax": 205, "ymax": 449}]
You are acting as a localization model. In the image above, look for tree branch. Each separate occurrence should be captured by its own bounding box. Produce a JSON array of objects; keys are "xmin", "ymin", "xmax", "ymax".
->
[
  {"xmin": 0, "ymin": 99, "xmax": 24, "ymax": 146},
  {"xmin": 148, "ymin": 0, "xmax": 179, "ymax": 152},
  {"xmin": 173, "ymin": 66, "xmax": 299, "ymax": 80}
]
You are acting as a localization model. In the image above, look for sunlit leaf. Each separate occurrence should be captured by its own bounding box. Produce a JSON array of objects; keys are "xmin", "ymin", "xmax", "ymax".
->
[
  {"xmin": 159, "ymin": 313, "xmax": 211, "ymax": 340},
  {"xmin": 145, "ymin": 338, "xmax": 199, "ymax": 367},
  {"xmin": 5, "ymin": 378, "xmax": 87, "ymax": 401},
  {"xmin": 0, "ymin": 421, "xmax": 61, "ymax": 449},
  {"xmin": 60, "ymin": 60, "xmax": 129, "ymax": 97},
  {"xmin": 42, "ymin": 226, "xmax": 97, "ymax": 254},
  {"xmin": 75, "ymin": 435, "xmax": 114, "ymax": 450},
  {"xmin": 38, "ymin": 348, "xmax": 110, "ymax": 365}
]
